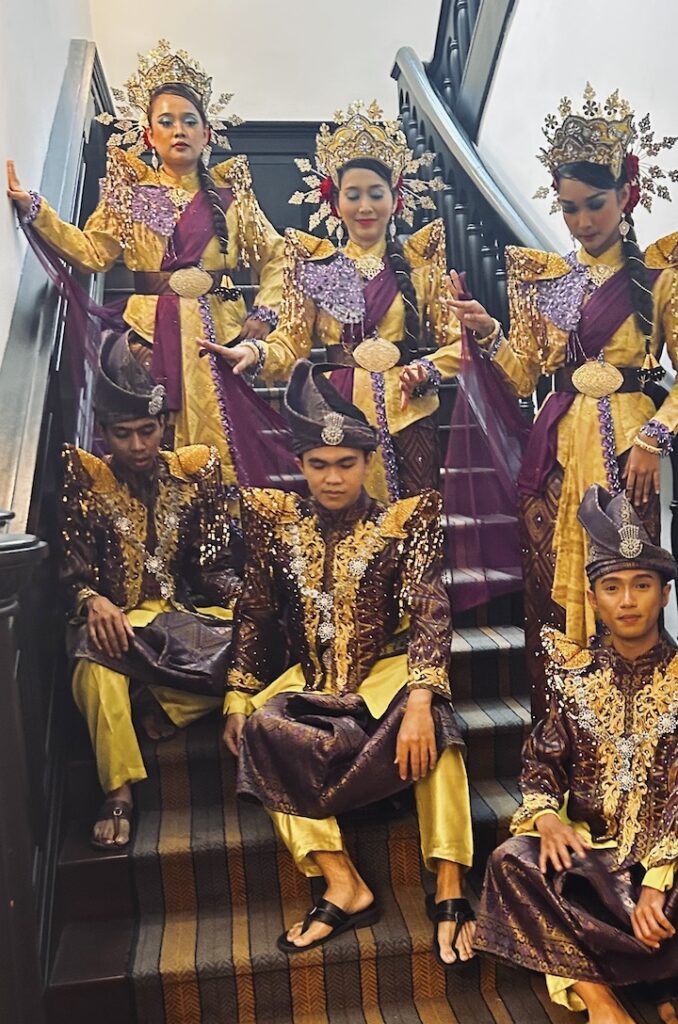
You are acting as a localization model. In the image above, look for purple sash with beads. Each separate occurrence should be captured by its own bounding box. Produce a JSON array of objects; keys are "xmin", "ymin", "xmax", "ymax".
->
[
  {"xmin": 518, "ymin": 266, "xmax": 661, "ymax": 496},
  {"xmin": 333, "ymin": 263, "xmax": 401, "ymax": 396},
  {"xmin": 153, "ymin": 187, "xmax": 233, "ymax": 410}
]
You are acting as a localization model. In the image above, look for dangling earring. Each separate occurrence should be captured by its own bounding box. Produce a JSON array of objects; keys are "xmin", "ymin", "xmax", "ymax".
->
[
  {"xmin": 201, "ymin": 146, "xmax": 211, "ymax": 169},
  {"xmin": 389, "ymin": 215, "xmax": 397, "ymax": 242},
  {"xmin": 151, "ymin": 148, "xmax": 159, "ymax": 173},
  {"xmin": 336, "ymin": 222, "xmax": 345, "ymax": 247},
  {"xmin": 619, "ymin": 212, "xmax": 631, "ymax": 241}
]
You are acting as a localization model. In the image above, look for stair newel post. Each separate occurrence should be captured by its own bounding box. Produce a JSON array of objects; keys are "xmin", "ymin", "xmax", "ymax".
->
[
  {"xmin": 0, "ymin": 514, "xmax": 48, "ymax": 1024},
  {"xmin": 495, "ymin": 264, "xmax": 508, "ymax": 327},
  {"xmin": 453, "ymin": 202, "xmax": 469, "ymax": 276},
  {"xmin": 480, "ymin": 239, "xmax": 500, "ymax": 319},
  {"xmin": 455, "ymin": 0, "xmax": 471, "ymax": 68},
  {"xmin": 465, "ymin": 221, "xmax": 482, "ymax": 303},
  {"xmin": 448, "ymin": 39, "xmax": 462, "ymax": 99}
]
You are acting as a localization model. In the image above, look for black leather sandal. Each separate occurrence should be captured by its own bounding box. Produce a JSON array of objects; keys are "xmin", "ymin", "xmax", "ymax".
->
[
  {"xmin": 426, "ymin": 894, "xmax": 476, "ymax": 968},
  {"xmin": 90, "ymin": 798, "xmax": 133, "ymax": 851},
  {"xmin": 277, "ymin": 897, "xmax": 380, "ymax": 954}
]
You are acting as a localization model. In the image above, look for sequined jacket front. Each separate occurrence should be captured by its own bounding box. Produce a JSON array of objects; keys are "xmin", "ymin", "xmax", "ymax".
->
[
  {"xmin": 512, "ymin": 626, "xmax": 678, "ymax": 873},
  {"xmin": 60, "ymin": 443, "xmax": 242, "ymax": 615},
  {"xmin": 227, "ymin": 487, "xmax": 452, "ymax": 700}
]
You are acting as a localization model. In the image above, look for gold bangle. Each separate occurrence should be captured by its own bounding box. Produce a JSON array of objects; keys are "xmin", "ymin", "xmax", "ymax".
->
[{"xmin": 633, "ymin": 435, "xmax": 661, "ymax": 454}]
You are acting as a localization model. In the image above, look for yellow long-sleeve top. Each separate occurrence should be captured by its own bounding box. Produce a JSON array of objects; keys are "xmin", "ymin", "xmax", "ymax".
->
[
  {"xmin": 27, "ymin": 147, "xmax": 284, "ymax": 478},
  {"xmin": 489, "ymin": 236, "xmax": 678, "ymax": 644},
  {"xmin": 257, "ymin": 219, "xmax": 467, "ymax": 501}
]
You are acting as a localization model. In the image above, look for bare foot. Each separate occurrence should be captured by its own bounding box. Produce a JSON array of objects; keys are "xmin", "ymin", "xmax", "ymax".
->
[
  {"xmin": 92, "ymin": 782, "xmax": 133, "ymax": 847},
  {"xmin": 435, "ymin": 859, "xmax": 476, "ymax": 964},
  {"xmin": 141, "ymin": 704, "xmax": 176, "ymax": 741},
  {"xmin": 658, "ymin": 1002, "xmax": 678, "ymax": 1024},
  {"xmin": 572, "ymin": 981, "xmax": 635, "ymax": 1024},
  {"xmin": 285, "ymin": 862, "xmax": 373, "ymax": 948}
]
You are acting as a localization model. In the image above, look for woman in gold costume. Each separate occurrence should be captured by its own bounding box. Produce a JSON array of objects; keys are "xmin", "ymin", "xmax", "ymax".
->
[
  {"xmin": 7, "ymin": 40, "xmax": 283, "ymax": 485},
  {"xmin": 203, "ymin": 101, "xmax": 497, "ymax": 503},
  {"xmin": 451, "ymin": 85, "xmax": 678, "ymax": 715}
]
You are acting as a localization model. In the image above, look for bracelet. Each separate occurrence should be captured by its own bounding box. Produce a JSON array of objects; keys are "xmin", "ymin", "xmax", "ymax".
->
[
  {"xmin": 249, "ymin": 305, "xmax": 278, "ymax": 330},
  {"xmin": 75, "ymin": 586, "xmax": 99, "ymax": 614},
  {"xmin": 410, "ymin": 357, "xmax": 442, "ymax": 398},
  {"xmin": 633, "ymin": 435, "xmax": 664, "ymax": 456},
  {"xmin": 642, "ymin": 419, "xmax": 674, "ymax": 454},
  {"xmin": 239, "ymin": 339, "xmax": 266, "ymax": 382},
  {"xmin": 21, "ymin": 190, "xmax": 41, "ymax": 225}
]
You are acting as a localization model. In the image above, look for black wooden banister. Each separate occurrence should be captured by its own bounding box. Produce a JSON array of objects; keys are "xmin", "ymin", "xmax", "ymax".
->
[
  {"xmin": 0, "ymin": 530, "xmax": 48, "ymax": 1024},
  {"xmin": 393, "ymin": 47, "xmax": 551, "ymax": 253}
]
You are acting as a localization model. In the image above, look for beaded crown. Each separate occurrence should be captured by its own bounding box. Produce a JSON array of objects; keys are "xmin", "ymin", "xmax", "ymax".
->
[
  {"xmin": 290, "ymin": 100, "xmax": 443, "ymax": 236},
  {"xmin": 535, "ymin": 83, "xmax": 678, "ymax": 213},
  {"xmin": 95, "ymin": 38, "xmax": 243, "ymax": 158}
]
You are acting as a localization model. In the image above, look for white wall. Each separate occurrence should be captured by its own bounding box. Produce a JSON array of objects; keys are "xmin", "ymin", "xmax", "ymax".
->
[
  {"xmin": 89, "ymin": 0, "xmax": 441, "ymax": 122},
  {"xmin": 0, "ymin": 0, "xmax": 92, "ymax": 366},
  {"xmin": 478, "ymin": 0, "xmax": 678, "ymax": 253}
]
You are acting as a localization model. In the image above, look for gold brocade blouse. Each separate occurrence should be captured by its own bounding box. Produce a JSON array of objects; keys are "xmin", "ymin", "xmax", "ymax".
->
[
  {"xmin": 259, "ymin": 219, "xmax": 466, "ymax": 440},
  {"xmin": 28, "ymin": 147, "xmax": 284, "ymax": 473},
  {"xmin": 490, "ymin": 236, "xmax": 678, "ymax": 644}
]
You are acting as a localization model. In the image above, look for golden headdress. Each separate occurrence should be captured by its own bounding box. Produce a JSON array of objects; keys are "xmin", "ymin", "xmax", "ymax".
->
[
  {"xmin": 290, "ymin": 100, "xmax": 444, "ymax": 236},
  {"xmin": 535, "ymin": 83, "xmax": 678, "ymax": 213},
  {"xmin": 95, "ymin": 38, "xmax": 243, "ymax": 159}
]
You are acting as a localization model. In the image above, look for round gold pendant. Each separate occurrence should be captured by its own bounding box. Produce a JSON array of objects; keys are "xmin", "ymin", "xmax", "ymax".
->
[
  {"xmin": 169, "ymin": 267, "xmax": 214, "ymax": 299},
  {"xmin": 571, "ymin": 360, "xmax": 624, "ymax": 399},
  {"xmin": 352, "ymin": 337, "xmax": 400, "ymax": 373}
]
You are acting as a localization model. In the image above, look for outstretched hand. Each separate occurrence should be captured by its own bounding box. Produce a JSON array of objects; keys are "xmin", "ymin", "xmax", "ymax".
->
[
  {"xmin": 197, "ymin": 338, "xmax": 258, "ymax": 375},
  {"xmin": 446, "ymin": 269, "xmax": 496, "ymax": 338},
  {"xmin": 6, "ymin": 160, "xmax": 32, "ymax": 214}
]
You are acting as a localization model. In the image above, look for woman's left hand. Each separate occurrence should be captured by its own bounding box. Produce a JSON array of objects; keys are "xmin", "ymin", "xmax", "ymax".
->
[
  {"xmin": 399, "ymin": 363, "xmax": 429, "ymax": 411},
  {"xmin": 239, "ymin": 317, "xmax": 272, "ymax": 341},
  {"xmin": 623, "ymin": 436, "xmax": 661, "ymax": 506},
  {"xmin": 395, "ymin": 689, "xmax": 437, "ymax": 781}
]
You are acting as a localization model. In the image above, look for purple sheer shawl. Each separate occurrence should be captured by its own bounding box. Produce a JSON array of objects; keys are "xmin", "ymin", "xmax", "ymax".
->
[
  {"xmin": 444, "ymin": 283, "xmax": 530, "ymax": 611},
  {"xmin": 518, "ymin": 266, "xmax": 662, "ymax": 496}
]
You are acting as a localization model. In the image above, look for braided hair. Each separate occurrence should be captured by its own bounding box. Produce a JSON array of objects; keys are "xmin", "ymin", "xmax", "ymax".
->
[
  {"xmin": 147, "ymin": 83, "xmax": 229, "ymax": 257},
  {"xmin": 336, "ymin": 157, "xmax": 421, "ymax": 353},
  {"xmin": 556, "ymin": 160, "xmax": 654, "ymax": 346}
]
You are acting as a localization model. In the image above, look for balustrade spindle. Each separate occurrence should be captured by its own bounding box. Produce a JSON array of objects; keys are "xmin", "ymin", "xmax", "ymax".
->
[
  {"xmin": 465, "ymin": 222, "xmax": 482, "ymax": 302},
  {"xmin": 453, "ymin": 202, "xmax": 469, "ymax": 273},
  {"xmin": 455, "ymin": 0, "xmax": 471, "ymax": 69}
]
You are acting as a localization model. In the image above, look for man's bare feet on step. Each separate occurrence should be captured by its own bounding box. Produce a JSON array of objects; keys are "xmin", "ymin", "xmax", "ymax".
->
[
  {"xmin": 92, "ymin": 781, "xmax": 133, "ymax": 847},
  {"xmin": 572, "ymin": 981, "xmax": 636, "ymax": 1023},
  {"xmin": 141, "ymin": 703, "xmax": 176, "ymax": 741},
  {"xmin": 658, "ymin": 1001, "xmax": 678, "ymax": 1024},
  {"xmin": 435, "ymin": 859, "xmax": 476, "ymax": 965}
]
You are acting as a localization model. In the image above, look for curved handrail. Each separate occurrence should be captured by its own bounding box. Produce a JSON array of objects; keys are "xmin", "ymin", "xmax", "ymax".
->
[{"xmin": 393, "ymin": 46, "xmax": 554, "ymax": 252}]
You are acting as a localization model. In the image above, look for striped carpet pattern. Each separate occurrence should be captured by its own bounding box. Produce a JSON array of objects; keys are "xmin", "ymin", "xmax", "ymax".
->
[{"xmin": 127, "ymin": 628, "xmax": 661, "ymax": 1023}]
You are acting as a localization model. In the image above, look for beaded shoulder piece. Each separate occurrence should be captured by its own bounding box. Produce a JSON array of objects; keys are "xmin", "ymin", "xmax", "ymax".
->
[
  {"xmin": 541, "ymin": 625, "xmax": 594, "ymax": 675},
  {"xmin": 505, "ymin": 246, "xmax": 573, "ymax": 283},
  {"xmin": 284, "ymin": 228, "xmax": 337, "ymax": 263},
  {"xmin": 241, "ymin": 487, "xmax": 302, "ymax": 525},
  {"xmin": 63, "ymin": 446, "xmax": 117, "ymax": 495},
  {"xmin": 165, "ymin": 444, "xmax": 219, "ymax": 482},
  {"xmin": 403, "ymin": 219, "xmax": 446, "ymax": 270},
  {"xmin": 645, "ymin": 231, "xmax": 678, "ymax": 269}
]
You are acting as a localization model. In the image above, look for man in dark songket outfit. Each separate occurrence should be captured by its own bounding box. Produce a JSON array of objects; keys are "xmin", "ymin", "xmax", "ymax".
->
[
  {"xmin": 62, "ymin": 334, "xmax": 242, "ymax": 850},
  {"xmin": 223, "ymin": 359, "xmax": 474, "ymax": 964},
  {"xmin": 473, "ymin": 483, "xmax": 678, "ymax": 1024}
]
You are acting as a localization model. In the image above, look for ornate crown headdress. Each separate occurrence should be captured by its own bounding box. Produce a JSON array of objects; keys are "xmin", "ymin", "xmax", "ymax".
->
[
  {"xmin": 290, "ymin": 100, "xmax": 444, "ymax": 236},
  {"xmin": 534, "ymin": 83, "xmax": 678, "ymax": 214},
  {"xmin": 95, "ymin": 39, "xmax": 243, "ymax": 160}
]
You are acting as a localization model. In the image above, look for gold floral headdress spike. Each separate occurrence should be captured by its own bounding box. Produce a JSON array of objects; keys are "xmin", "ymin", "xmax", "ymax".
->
[
  {"xmin": 534, "ymin": 83, "xmax": 678, "ymax": 214},
  {"xmin": 95, "ymin": 38, "xmax": 243, "ymax": 159},
  {"xmin": 289, "ymin": 100, "xmax": 444, "ymax": 236}
]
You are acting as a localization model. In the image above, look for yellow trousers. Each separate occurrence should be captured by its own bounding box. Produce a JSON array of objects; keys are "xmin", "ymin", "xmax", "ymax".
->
[
  {"xmin": 72, "ymin": 599, "xmax": 227, "ymax": 794},
  {"xmin": 270, "ymin": 746, "xmax": 473, "ymax": 877}
]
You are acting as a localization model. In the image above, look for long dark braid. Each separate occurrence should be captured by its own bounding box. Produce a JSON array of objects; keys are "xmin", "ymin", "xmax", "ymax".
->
[
  {"xmin": 147, "ymin": 82, "xmax": 229, "ymax": 257},
  {"xmin": 557, "ymin": 160, "xmax": 654, "ymax": 348},
  {"xmin": 336, "ymin": 157, "xmax": 421, "ymax": 353}
]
